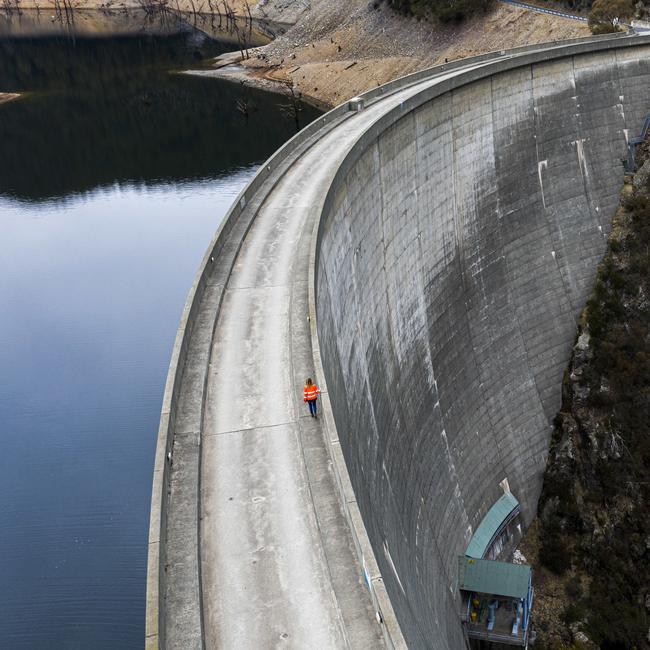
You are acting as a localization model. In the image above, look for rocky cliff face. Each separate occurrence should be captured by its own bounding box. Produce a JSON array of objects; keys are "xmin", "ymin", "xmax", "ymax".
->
[{"xmin": 532, "ymin": 145, "xmax": 650, "ymax": 649}]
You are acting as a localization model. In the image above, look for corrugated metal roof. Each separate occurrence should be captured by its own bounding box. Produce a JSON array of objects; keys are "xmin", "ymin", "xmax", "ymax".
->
[
  {"xmin": 458, "ymin": 556, "xmax": 531, "ymax": 600},
  {"xmin": 465, "ymin": 492, "xmax": 520, "ymax": 559}
]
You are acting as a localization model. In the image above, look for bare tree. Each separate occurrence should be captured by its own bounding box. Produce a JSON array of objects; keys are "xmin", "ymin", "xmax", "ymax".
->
[
  {"xmin": 278, "ymin": 80, "xmax": 303, "ymax": 131},
  {"xmin": 236, "ymin": 97, "xmax": 249, "ymax": 118},
  {"xmin": 244, "ymin": 0, "xmax": 253, "ymax": 32},
  {"xmin": 588, "ymin": 0, "xmax": 634, "ymax": 32},
  {"xmin": 52, "ymin": 0, "xmax": 76, "ymax": 29},
  {"xmin": 136, "ymin": 0, "xmax": 168, "ymax": 17},
  {"xmin": 1, "ymin": 0, "xmax": 22, "ymax": 16}
]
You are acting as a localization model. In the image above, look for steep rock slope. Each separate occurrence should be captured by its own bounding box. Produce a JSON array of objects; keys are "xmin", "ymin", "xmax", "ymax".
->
[{"xmin": 524, "ymin": 141, "xmax": 650, "ymax": 650}]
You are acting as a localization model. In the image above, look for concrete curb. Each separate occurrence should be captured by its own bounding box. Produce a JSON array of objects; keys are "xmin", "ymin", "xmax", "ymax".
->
[{"xmin": 146, "ymin": 29, "xmax": 647, "ymax": 649}]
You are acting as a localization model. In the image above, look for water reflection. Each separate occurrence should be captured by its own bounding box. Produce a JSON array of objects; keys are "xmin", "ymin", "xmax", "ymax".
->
[
  {"xmin": 0, "ymin": 33, "xmax": 315, "ymax": 200},
  {"xmin": 0, "ymin": 6, "xmax": 280, "ymax": 44},
  {"xmin": 0, "ymin": 32, "xmax": 319, "ymax": 649}
]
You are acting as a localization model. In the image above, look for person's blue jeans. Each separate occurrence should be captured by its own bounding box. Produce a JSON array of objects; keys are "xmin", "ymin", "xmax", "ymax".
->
[{"xmin": 307, "ymin": 399, "xmax": 317, "ymax": 416}]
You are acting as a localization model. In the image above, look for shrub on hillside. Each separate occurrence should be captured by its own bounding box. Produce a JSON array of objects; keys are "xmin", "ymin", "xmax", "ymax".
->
[
  {"xmin": 588, "ymin": 579, "xmax": 648, "ymax": 649},
  {"xmin": 388, "ymin": 0, "xmax": 494, "ymax": 22},
  {"xmin": 539, "ymin": 518, "xmax": 572, "ymax": 575},
  {"xmin": 588, "ymin": 0, "xmax": 634, "ymax": 32}
]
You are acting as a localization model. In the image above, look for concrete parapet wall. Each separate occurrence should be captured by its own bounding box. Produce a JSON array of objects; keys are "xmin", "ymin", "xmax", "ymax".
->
[{"xmin": 314, "ymin": 39, "xmax": 650, "ymax": 648}]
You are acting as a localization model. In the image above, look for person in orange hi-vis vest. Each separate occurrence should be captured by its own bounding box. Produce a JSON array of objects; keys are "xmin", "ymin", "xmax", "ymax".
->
[{"xmin": 303, "ymin": 377, "xmax": 320, "ymax": 418}]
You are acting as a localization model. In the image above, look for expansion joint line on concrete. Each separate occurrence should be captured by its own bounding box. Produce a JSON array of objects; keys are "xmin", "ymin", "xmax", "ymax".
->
[{"xmin": 202, "ymin": 420, "xmax": 295, "ymax": 437}]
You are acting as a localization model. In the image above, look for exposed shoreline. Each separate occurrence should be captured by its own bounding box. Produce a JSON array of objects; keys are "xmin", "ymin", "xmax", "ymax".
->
[
  {"xmin": 184, "ymin": 50, "xmax": 331, "ymax": 111},
  {"xmin": 185, "ymin": 0, "xmax": 591, "ymax": 110},
  {"xmin": 1, "ymin": 0, "xmax": 591, "ymax": 111}
]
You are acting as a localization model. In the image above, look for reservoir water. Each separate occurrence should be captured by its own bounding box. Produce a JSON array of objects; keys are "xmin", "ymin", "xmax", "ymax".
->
[{"xmin": 0, "ymin": 31, "xmax": 319, "ymax": 648}]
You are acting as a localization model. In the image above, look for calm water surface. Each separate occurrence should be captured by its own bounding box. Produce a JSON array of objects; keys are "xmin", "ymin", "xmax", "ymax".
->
[{"xmin": 0, "ymin": 33, "xmax": 319, "ymax": 648}]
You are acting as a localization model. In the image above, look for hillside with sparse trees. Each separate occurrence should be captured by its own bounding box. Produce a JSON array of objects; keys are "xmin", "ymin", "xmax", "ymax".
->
[{"xmin": 388, "ymin": 0, "xmax": 494, "ymax": 22}]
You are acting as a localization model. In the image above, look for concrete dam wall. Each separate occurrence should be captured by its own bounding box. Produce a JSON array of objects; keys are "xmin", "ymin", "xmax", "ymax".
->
[
  {"xmin": 147, "ymin": 34, "xmax": 650, "ymax": 650},
  {"xmin": 314, "ymin": 45, "xmax": 650, "ymax": 647}
]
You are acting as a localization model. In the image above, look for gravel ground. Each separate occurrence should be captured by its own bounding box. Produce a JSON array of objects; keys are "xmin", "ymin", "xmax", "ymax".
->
[{"xmin": 234, "ymin": 0, "xmax": 590, "ymax": 107}]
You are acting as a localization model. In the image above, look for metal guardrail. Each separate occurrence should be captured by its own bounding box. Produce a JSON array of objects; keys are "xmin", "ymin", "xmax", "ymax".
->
[
  {"xmin": 500, "ymin": 0, "xmax": 588, "ymax": 22},
  {"xmin": 625, "ymin": 115, "xmax": 650, "ymax": 171},
  {"xmin": 466, "ymin": 624, "xmax": 529, "ymax": 646}
]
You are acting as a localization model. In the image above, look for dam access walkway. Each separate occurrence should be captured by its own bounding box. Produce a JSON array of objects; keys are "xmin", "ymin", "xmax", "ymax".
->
[{"xmin": 195, "ymin": 65, "xmax": 491, "ymax": 648}]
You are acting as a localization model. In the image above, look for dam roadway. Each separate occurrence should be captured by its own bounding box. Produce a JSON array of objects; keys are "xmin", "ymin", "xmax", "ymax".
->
[
  {"xmin": 148, "ymin": 33, "xmax": 650, "ymax": 650},
  {"xmin": 199, "ymin": 66, "xmax": 502, "ymax": 649}
]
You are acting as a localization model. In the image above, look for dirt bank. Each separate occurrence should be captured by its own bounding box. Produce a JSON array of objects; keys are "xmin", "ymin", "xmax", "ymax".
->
[
  {"xmin": 1, "ymin": 0, "xmax": 590, "ymax": 108},
  {"xmin": 4, "ymin": 0, "xmax": 248, "ymax": 11},
  {"xmin": 203, "ymin": 0, "xmax": 589, "ymax": 109},
  {"xmin": 0, "ymin": 5, "xmax": 281, "ymax": 44}
]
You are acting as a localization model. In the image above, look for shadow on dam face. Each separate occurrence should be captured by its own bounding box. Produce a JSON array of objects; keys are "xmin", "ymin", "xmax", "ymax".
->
[{"xmin": 314, "ymin": 46, "xmax": 650, "ymax": 648}]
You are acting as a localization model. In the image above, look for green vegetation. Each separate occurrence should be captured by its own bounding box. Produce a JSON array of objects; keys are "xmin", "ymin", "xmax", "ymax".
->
[
  {"xmin": 388, "ymin": 0, "xmax": 494, "ymax": 22},
  {"xmin": 588, "ymin": 0, "xmax": 634, "ymax": 33},
  {"xmin": 537, "ymin": 155, "xmax": 650, "ymax": 647},
  {"xmin": 549, "ymin": 642, "xmax": 593, "ymax": 650}
]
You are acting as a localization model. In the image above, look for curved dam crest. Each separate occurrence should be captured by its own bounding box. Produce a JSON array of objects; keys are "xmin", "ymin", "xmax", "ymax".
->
[
  {"xmin": 315, "ymin": 44, "xmax": 650, "ymax": 647},
  {"xmin": 148, "ymin": 34, "xmax": 650, "ymax": 650}
]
